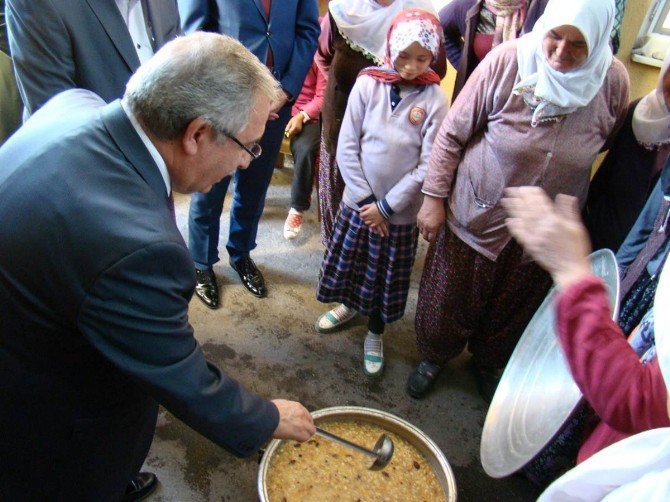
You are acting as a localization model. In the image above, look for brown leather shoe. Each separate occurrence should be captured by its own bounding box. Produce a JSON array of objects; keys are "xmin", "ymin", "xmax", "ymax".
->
[
  {"xmin": 123, "ymin": 472, "xmax": 158, "ymax": 502},
  {"xmin": 195, "ymin": 267, "xmax": 220, "ymax": 309}
]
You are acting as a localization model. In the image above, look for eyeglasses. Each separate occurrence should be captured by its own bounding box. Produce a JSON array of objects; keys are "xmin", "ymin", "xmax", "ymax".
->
[{"xmin": 222, "ymin": 132, "xmax": 262, "ymax": 160}]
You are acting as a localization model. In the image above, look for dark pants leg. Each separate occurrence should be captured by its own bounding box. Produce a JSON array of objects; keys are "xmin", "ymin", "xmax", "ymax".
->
[
  {"xmin": 368, "ymin": 311, "xmax": 385, "ymax": 335},
  {"xmin": 289, "ymin": 119, "xmax": 320, "ymax": 211},
  {"xmin": 226, "ymin": 104, "xmax": 292, "ymax": 262},
  {"xmin": 188, "ymin": 176, "xmax": 233, "ymax": 270}
]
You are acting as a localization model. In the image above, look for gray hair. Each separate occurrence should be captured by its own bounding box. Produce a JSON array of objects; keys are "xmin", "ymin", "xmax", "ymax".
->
[{"xmin": 124, "ymin": 32, "xmax": 280, "ymax": 140}]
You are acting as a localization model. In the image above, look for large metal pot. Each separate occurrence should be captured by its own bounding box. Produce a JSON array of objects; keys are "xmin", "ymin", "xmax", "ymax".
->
[{"xmin": 258, "ymin": 406, "xmax": 457, "ymax": 501}]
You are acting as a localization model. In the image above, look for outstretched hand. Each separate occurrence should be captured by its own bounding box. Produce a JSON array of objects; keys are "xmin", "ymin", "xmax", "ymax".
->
[{"xmin": 501, "ymin": 187, "xmax": 592, "ymax": 289}]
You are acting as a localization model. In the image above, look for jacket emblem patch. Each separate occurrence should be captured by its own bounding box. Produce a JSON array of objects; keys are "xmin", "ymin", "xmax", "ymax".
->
[{"xmin": 409, "ymin": 107, "xmax": 426, "ymax": 125}]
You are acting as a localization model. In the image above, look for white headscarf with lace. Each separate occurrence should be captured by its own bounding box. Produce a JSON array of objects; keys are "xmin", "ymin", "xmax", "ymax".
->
[
  {"xmin": 329, "ymin": 0, "xmax": 436, "ymax": 64},
  {"xmin": 513, "ymin": 0, "xmax": 615, "ymax": 127}
]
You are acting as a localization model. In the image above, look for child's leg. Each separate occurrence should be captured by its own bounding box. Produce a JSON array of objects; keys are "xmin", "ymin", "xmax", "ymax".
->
[
  {"xmin": 315, "ymin": 303, "xmax": 357, "ymax": 333},
  {"xmin": 364, "ymin": 311, "xmax": 385, "ymax": 376},
  {"xmin": 284, "ymin": 121, "xmax": 320, "ymax": 239},
  {"xmin": 289, "ymin": 120, "xmax": 320, "ymax": 212}
]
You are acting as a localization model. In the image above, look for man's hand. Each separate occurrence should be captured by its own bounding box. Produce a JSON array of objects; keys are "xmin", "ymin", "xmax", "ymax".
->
[
  {"xmin": 271, "ymin": 399, "xmax": 315, "ymax": 442},
  {"xmin": 417, "ymin": 195, "xmax": 446, "ymax": 243},
  {"xmin": 360, "ymin": 203, "xmax": 389, "ymax": 238},
  {"xmin": 502, "ymin": 187, "xmax": 592, "ymax": 289},
  {"xmin": 269, "ymin": 91, "xmax": 290, "ymax": 121},
  {"xmin": 284, "ymin": 114, "xmax": 304, "ymax": 140}
]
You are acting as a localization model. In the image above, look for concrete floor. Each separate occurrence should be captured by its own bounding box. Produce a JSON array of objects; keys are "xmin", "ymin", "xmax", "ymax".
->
[{"xmin": 143, "ymin": 168, "xmax": 540, "ymax": 501}]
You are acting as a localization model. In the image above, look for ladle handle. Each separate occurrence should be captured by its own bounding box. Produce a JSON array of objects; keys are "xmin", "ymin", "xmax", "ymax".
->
[{"xmin": 315, "ymin": 427, "xmax": 376, "ymax": 459}]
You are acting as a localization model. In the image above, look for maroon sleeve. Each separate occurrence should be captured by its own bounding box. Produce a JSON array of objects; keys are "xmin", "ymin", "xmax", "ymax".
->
[{"xmin": 556, "ymin": 276, "xmax": 670, "ymax": 434}]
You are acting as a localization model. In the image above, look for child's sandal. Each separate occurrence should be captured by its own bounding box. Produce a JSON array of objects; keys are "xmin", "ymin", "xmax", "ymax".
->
[{"xmin": 315, "ymin": 304, "xmax": 357, "ymax": 333}]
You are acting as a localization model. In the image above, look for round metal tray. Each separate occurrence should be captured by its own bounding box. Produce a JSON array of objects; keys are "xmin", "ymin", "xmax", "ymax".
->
[
  {"xmin": 480, "ymin": 249, "xmax": 620, "ymax": 478},
  {"xmin": 258, "ymin": 406, "xmax": 457, "ymax": 501}
]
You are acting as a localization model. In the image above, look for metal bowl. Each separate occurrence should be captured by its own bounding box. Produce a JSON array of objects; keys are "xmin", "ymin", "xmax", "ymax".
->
[{"xmin": 258, "ymin": 406, "xmax": 457, "ymax": 501}]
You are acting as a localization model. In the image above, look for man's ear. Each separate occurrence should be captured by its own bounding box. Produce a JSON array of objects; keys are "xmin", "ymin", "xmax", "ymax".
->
[{"xmin": 181, "ymin": 118, "xmax": 212, "ymax": 156}]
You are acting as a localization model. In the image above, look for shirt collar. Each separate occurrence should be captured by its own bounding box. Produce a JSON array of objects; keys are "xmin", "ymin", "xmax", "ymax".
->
[{"xmin": 121, "ymin": 100, "xmax": 171, "ymax": 195}]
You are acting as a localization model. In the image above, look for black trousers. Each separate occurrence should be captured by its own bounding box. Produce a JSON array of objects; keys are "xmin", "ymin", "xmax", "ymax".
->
[{"xmin": 289, "ymin": 119, "xmax": 320, "ymax": 211}]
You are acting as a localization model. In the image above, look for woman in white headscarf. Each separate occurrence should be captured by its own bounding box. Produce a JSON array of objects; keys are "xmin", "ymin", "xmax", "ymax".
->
[
  {"xmin": 408, "ymin": 0, "xmax": 630, "ymax": 401},
  {"xmin": 585, "ymin": 49, "xmax": 670, "ymax": 254},
  {"xmin": 503, "ymin": 186, "xmax": 670, "ymax": 489},
  {"xmin": 315, "ymin": 0, "xmax": 446, "ymax": 248}
]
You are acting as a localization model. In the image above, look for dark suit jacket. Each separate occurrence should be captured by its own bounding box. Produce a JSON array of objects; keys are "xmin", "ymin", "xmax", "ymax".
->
[
  {"xmin": 0, "ymin": 90, "xmax": 279, "ymax": 500},
  {"xmin": 178, "ymin": 0, "xmax": 319, "ymax": 99},
  {"xmin": 6, "ymin": 0, "xmax": 181, "ymax": 115}
]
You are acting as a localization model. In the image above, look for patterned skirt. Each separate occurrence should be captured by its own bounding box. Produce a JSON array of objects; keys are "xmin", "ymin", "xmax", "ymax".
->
[
  {"xmin": 415, "ymin": 227, "xmax": 552, "ymax": 370},
  {"xmin": 317, "ymin": 203, "xmax": 419, "ymax": 324},
  {"xmin": 317, "ymin": 136, "xmax": 345, "ymax": 246}
]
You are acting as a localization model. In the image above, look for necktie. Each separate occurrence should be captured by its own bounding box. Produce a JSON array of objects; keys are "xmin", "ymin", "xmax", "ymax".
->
[
  {"xmin": 167, "ymin": 192, "xmax": 176, "ymax": 224},
  {"xmin": 260, "ymin": 0, "xmax": 274, "ymax": 69}
]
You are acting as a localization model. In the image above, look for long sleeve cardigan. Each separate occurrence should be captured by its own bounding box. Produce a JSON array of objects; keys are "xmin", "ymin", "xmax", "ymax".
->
[
  {"xmin": 556, "ymin": 276, "xmax": 670, "ymax": 463},
  {"xmin": 422, "ymin": 41, "xmax": 630, "ymax": 261},
  {"xmin": 337, "ymin": 74, "xmax": 448, "ymax": 225}
]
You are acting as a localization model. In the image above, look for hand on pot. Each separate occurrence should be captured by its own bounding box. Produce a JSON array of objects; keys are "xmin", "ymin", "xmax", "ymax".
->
[
  {"xmin": 417, "ymin": 195, "xmax": 446, "ymax": 243},
  {"xmin": 271, "ymin": 399, "xmax": 316, "ymax": 442},
  {"xmin": 501, "ymin": 186, "xmax": 591, "ymax": 290}
]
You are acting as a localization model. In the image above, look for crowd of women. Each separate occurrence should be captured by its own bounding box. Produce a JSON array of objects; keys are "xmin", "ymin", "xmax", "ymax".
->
[{"xmin": 298, "ymin": 0, "xmax": 670, "ymax": 495}]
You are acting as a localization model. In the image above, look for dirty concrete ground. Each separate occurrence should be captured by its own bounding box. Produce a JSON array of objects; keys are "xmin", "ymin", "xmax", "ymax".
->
[{"xmin": 143, "ymin": 168, "xmax": 540, "ymax": 501}]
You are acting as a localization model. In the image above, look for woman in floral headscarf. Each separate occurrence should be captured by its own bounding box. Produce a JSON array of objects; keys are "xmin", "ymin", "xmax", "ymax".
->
[
  {"xmin": 315, "ymin": 0, "xmax": 445, "ymax": 246},
  {"xmin": 407, "ymin": 0, "xmax": 630, "ymax": 401}
]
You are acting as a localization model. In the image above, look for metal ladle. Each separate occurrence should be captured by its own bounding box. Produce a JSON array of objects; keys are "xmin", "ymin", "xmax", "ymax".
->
[{"xmin": 315, "ymin": 427, "xmax": 394, "ymax": 470}]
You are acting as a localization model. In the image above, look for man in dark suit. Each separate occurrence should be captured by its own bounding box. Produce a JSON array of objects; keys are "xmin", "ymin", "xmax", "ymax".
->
[
  {"xmin": 0, "ymin": 33, "xmax": 314, "ymax": 501},
  {"xmin": 178, "ymin": 0, "xmax": 319, "ymax": 308},
  {"xmin": 6, "ymin": 0, "xmax": 181, "ymax": 116}
]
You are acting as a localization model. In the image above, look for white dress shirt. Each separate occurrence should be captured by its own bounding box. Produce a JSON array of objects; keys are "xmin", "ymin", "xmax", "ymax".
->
[
  {"xmin": 115, "ymin": 0, "xmax": 154, "ymax": 64},
  {"xmin": 121, "ymin": 100, "xmax": 171, "ymax": 195}
]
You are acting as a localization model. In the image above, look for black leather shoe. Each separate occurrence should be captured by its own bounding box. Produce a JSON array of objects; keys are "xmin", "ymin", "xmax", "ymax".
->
[
  {"xmin": 230, "ymin": 256, "xmax": 267, "ymax": 298},
  {"xmin": 407, "ymin": 360, "xmax": 442, "ymax": 399},
  {"xmin": 195, "ymin": 268, "xmax": 220, "ymax": 309},
  {"xmin": 123, "ymin": 472, "xmax": 158, "ymax": 502},
  {"xmin": 473, "ymin": 364, "xmax": 503, "ymax": 404}
]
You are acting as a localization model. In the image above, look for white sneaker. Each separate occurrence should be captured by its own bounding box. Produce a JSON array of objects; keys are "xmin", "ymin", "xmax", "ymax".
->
[
  {"xmin": 315, "ymin": 304, "xmax": 357, "ymax": 333},
  {"xmin": 364, "ymin": 332, "xmax": 384, "ymax": 377},
  {"xmin": 283, "ymin": 209, "xmax": 303, "ymax": 240}
]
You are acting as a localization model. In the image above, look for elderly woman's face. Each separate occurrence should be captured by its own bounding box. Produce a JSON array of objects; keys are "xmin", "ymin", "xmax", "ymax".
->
[{"xmin": 543, "ymin": 25, "xmax": 588, "ymax": 73}]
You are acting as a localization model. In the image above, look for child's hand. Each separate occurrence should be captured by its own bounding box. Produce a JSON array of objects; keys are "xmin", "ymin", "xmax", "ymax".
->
[
  {"xmin": 372, "ymin": 219, "xmax": 390, "ymax": 238},
  {"xmin": 360, "ymin": 203, "xmax": 389, "ymax": 237},
  {"xmin": 284, "ymin": 114, "xmax": 304, "ymax": 140}
]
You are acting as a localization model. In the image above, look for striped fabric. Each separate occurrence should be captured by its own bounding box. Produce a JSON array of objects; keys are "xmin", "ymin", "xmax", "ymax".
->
[{"xmin": 317, "ymin": 203, "xmax": 419, "ymax": 323}]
